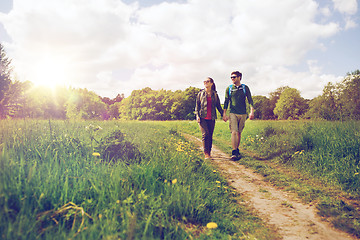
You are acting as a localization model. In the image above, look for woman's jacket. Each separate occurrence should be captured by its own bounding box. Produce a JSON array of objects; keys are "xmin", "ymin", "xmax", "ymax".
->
[{"xmin": 195, "ymin": 90, "xmax": 224, "ymax": 120}]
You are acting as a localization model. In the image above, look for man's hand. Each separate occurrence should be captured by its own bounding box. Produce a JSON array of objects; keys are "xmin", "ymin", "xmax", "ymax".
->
[
  {"xmin": 249, "ymin": 112, "xmax": 254, "ymax": 120},
  {"xmin": 223, "ymin": 115, "xmax": 228, "ymax": 122},
  {"xmin": 249, "ymin": 107, "xmax": 255, "ymax": 120}
]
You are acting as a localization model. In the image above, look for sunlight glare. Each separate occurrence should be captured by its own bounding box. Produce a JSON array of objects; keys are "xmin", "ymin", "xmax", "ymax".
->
[{"xmin": 29, "ymin": 57, "xmax": 70, "ymax": 89}]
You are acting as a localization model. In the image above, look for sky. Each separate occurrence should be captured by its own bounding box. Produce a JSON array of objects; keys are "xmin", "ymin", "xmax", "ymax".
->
[{"xmin": 0, "ymin": 0, "xmax": 359, "ymax": 100}]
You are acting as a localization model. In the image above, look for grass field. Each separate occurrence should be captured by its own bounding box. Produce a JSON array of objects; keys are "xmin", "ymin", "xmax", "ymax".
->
[
  {"xmin": 160, "ymin": 119, "xmax": 360, "ymax": 237},
  {"xmin": 0, "ymin": 119, "xmax": 277, "ymax": 240}
]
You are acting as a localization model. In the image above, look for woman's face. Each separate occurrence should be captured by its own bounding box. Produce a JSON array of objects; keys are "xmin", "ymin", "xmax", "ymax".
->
[{"xmin": 204, "ymin": 79, "xmax": 213, "ymax": 88}]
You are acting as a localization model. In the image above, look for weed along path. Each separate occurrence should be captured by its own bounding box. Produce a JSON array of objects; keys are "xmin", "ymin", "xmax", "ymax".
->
[{"xmin": 183, "ymin": 133, "xmax": 357, "ymax": 240}]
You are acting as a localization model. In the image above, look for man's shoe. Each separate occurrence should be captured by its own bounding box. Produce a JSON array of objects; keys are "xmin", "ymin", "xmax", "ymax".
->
[
  {"xmin": 236, "ymin": 152, "xmax": 242, "ymax": 160},
  {"xmin": 231, "ymin": 150, "xmax": 237, "ymax": 160}
]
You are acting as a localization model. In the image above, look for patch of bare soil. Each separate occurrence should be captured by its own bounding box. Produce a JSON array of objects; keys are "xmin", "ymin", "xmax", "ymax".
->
[{"xmin": 183, "ymin": 134, "xmax": 357, "ymax": 240}]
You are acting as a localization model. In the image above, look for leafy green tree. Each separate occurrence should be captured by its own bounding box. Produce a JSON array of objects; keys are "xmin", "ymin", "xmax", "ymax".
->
[
  {"xmin": 268, "ymin": 86, "xmax": 289, "ymax": 119},
  {"xmin": 0, "ymin": 43, "xmax": 13, "ymax": 118},
  {"xmin": 65, "ymin": 88, "xmax": 107, "ymax": 120},
  {"xmin": 339, "ymin": 70, "xmax": 360, "ymax": 120},
  {"xmin": 14, "ymin": 85, "xmax": 67, "ymax": 119},
  {"xmin": 252, "ymin": 95, "xmax": 274, "ymax": 120},
  {"xmin": 274, "ymin": 88, "xmax": 307, "ymax": 120},
  {"xmin": 171, "ymin": 87, "xmax": 200, "ymax": 120},
  {"xmin": 120, "ymin": 87, "xmax": 200, "ymax": 120}
]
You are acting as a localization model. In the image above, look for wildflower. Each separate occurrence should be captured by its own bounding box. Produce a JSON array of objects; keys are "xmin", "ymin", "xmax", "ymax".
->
[
  {"xmin": 206, "ymin": 222, "xmax": 218, "ymax": 229},
  {"xmin": 213, "ymin": 170, "xmax": 217, "ymax": 173},
  {"xmin": 355, "ymin": 173, "xmax": 359, "ymax": 176},
  {"xmin": 116, "ymin": 200, "xmax": 120, "ymax": 204},
  {"xmin": 92, "ymin": 152, "xmax": 100, "ymax": 157},
  {"xmin": 172, "ymin": 179, "xmax": 177, "ymax": 184},
  {"xmin": 99, "ymin": 214, "xmax": 102, "ymax": 219},
  {"xmin": 164, "ymin": 179, "xmax": 168, "ymax": 183},
  {"xmin": 215, "ymin": 181, "xmax": 221, "ymax": 184}
]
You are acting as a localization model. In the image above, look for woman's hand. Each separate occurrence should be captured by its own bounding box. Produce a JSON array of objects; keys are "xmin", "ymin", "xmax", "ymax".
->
[{"xmin": 223, "ymin": 115, "xmax": 228, "ymax": 122}]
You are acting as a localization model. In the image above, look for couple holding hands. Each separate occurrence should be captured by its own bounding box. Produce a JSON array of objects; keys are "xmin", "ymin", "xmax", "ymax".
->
[{"xmin": 195, "ymin": 71, "xmax": 254, "ymax": 160}]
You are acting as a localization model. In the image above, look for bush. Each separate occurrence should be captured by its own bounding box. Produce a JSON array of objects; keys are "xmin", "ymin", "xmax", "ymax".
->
[{"xmin": 96, "ymin": 130, "xmax": 142, "ymax": 164}]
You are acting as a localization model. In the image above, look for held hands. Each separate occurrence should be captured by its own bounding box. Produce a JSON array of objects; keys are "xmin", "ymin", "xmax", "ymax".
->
[{"xmin": 223, "ymin": 115, "xmax": 228, "ymax": 122}]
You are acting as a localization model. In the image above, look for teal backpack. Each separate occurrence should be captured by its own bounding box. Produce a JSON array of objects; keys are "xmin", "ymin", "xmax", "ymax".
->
[{"xmin": 228, "ymin": 84, "xmax": 246, "ymax": 98}]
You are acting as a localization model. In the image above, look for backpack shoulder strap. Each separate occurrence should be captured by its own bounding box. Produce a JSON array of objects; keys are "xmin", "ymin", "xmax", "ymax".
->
[
  {"xmin": 228, "ymin": 84, "xmax": 233, "ymax": 98},
  {"xmin": 241, "ymin": 84, "xmax": 246, "ymax": 95}
]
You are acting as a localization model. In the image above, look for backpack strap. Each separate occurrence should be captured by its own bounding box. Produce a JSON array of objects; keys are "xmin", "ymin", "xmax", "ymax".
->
[{"xmin": 228, "ymin": 84, "xmax": 246, "ymax": 99}]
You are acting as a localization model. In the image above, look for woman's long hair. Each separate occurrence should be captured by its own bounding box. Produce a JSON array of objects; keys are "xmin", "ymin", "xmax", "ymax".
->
[{"xmin": 208, "ymin": 77, "xmax": 216, "ymax": 92}]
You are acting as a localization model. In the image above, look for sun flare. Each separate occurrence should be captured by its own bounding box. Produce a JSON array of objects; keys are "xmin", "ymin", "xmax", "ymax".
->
[{"xmin": 29, "ymin": 56, "xmax": 70, "ymax": 89}]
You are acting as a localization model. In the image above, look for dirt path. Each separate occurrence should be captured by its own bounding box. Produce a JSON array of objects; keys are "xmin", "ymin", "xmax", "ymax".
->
[{"xmin": 183, "ymin": 134, "xmax": 357, "ymax": 240}]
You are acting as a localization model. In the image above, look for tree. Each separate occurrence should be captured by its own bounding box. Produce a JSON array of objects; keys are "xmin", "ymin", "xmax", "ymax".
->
[
  {"xmin": 339, "ymin": 70, "xmax": 360, "ymax": 120},
  {"xmin": 65, "ymin": 88, "xmax": 107, "ymax": 120},
  {"xmin": 252, "ymin": 95, "xmax": 274, "ymax": 120},
  {"xmin": 171, "ymin": 87, "xmax": 200, "ymax": 120},
  {"xmin": 274, "ymin": 88, "xmax": 307, "ymax": 120},
  {"xmin": 268, "ymin": 86, "xmax": 289, "ymax": 119},
  {"xmin": 306, "ymin": 70, "xmax": 360, "ymax": 121},
  {"xmin": 0, "ymin": 43, "xmax": 13, "ymax": 118}
]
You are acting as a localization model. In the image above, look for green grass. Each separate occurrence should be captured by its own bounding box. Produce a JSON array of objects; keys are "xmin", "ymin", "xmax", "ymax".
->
[
  {"xmin": 161, "ymin": 119, "xmax": 360, "ymax": 237},
  {"xmin": 0, "ymin": 120, "xmax": 277, "ymax": 240}
]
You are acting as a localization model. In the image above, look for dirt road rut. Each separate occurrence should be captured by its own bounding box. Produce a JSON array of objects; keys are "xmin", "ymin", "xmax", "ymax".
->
[{"xmin": 184, "ymin": 134, "xmax": 357, "ymax": 240}]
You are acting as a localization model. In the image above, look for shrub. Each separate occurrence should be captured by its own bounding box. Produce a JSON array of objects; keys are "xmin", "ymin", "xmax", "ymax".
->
[{"xmin": 96, "ymin": 130, "xmax": 142, "ymax": 164}]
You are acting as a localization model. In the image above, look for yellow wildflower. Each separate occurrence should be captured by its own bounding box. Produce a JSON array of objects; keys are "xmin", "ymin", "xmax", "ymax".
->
[
  {"xmin": 206, "ymin": 222, "xmax": 218, "ymax": 229},
  {"xmin": 92, "ymin": 152, "xmax": 100, "ymax": 157},
  {"xmin": 215, "ymin": 181, "xmax": 221, "ymax": 184},
  {"xmin": 213, "ymin": 170, "xmax": 217, "ymax": 173},
  {"xmin": 172, "ymin": 179, "xmax": 177, "ymax": 184}
]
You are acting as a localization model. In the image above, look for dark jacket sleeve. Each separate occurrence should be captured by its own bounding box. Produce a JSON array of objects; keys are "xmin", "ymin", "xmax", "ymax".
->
[
  {"xmin": 215, "ymin": 93, "xmax": 224, "ymax": 117},
  {"xmin": 245, "ymin": 85, "xmax": 254, "ymax": 108},
  {"xmin": 195, "ymin": 91, "xmax": 201, "ymax": 118},
  {"xmin": 224, "ymin": 86, "xmax": 230, "ymax": 110}
]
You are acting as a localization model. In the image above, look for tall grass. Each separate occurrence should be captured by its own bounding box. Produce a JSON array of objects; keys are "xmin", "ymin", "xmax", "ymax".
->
[
  {"xmin": 164, "ymin": 120, "xmax": 360, "ymax": 195},
  {"xmin": 0, "ymin": 120, "xmax": 274, "ymax": 239},
  {"xmin": 163, "ymin": 120, "xmax": 360, "ymax": 237}
]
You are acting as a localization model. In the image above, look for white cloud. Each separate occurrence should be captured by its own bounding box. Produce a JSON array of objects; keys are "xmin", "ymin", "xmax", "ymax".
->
[
  {"xmin": 332, "ymin": 0, "xmax": 358, "ymax": 15},
  {"xmin": 0, "ymin": 0, "xmax": 351, "ymax": 100}
]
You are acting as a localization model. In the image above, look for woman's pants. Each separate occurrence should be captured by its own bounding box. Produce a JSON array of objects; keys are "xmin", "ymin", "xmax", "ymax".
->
[{"xmin": 199, "ymin": 119, "xmax": 215, "ymax": 155}]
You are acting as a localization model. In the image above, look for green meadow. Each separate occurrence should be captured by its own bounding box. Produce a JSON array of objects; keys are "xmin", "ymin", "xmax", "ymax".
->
[
  {"xmin": 162, "ymin": 120, "xmax": 360, "ymax": 237},
  {"xmin": 1, "ymin": 119, "xmax": 359, "ymax": 239},
  {"xmin": 0, "ymin": 120, "xmax": 275, "ymax": 240}
]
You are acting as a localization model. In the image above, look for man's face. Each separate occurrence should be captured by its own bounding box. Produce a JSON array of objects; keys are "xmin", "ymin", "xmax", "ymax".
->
[{"xmin": 231, "ymin": 74, "xmax": 240, "ymax": 84}]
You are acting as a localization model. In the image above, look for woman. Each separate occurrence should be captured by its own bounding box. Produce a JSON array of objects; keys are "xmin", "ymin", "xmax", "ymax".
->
[{"xmin": 195, "ymin": 77, "xmax": 224, "ymax": 159}]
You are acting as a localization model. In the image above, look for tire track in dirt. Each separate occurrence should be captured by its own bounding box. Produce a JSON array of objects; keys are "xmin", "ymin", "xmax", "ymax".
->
[{"xmin": 183, "ymin": 133, "xmax": 357, "ymax": 240}]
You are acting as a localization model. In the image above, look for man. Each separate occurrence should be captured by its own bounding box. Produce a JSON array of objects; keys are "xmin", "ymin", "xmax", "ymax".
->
[{"xmin": 223, "ymin": 71, "xmax": 254, "ymax": 160}]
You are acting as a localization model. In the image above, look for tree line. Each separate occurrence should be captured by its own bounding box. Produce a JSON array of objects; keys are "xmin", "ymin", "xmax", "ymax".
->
[{"xmin": 1, "ymin": 43, "xmax": 359, "ymax": 121}]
